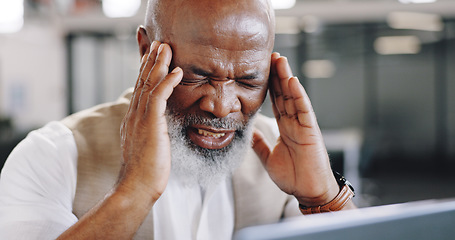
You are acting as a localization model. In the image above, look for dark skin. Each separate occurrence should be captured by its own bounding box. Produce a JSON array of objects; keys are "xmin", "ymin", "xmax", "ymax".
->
[
  {"xmin": 167, "ymin": 2, "xmax": 272, "ymax": 149},
  {"xmin": 57, "ymin": 0, "xmax": 355, "ymax": 239}
]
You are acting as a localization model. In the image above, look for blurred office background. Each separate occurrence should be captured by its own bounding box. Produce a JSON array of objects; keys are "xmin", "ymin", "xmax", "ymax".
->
[{"xmin": 1, "ymin": 0, "xmax": 455, "ymax": 207}]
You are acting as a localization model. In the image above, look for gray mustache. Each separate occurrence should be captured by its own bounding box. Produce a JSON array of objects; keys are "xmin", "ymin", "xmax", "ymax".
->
[{"xmin": 182, "ymin": 114, "xmax": 247, "ymax": 130}]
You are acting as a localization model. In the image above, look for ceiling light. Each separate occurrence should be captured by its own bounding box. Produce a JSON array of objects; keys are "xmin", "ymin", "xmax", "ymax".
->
[
  {"xmin": 0, "ymin": 0, "xmax": 24, "ymax": 33},
  {"xmin": 399, "ymin": 0, "xmax": 436, "ymax": 3},
  {"xmin": 271, "ymin": 0, "xmax": 296, "ymax": 10},
  {"xmin": 388, "ymin": 12, "xmax": 443, "ymax": 31},
  {"xmin": 102, "ymin": 0, "xmax": 141, "ymax": 18},
  {"xmin": 302, "ymin": 60, "xmax": 336, "ymax": 79},
  {"xmin": 374, "ymin": 36, "xmax": 421, "ymax": 55}
]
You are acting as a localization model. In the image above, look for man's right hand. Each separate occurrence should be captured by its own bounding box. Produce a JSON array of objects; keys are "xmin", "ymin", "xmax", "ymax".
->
[
  {"xmin": 119, "ymin": 41, "xmax": 183, "ymax": 202},
  {"xmin": 57, "ymin": 42, "xmax": 182, "ymax": 240}
]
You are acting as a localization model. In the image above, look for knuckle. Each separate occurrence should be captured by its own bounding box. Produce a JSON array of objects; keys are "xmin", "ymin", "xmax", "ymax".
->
[
  {"xmin": 287, "ymin": 113, "xmax": 297, "ymax": 119},
  {"xmin": 143, "ymin": 80, "xmax": 154, "ymax": 88},
  {"xmin": 153, "ymin": 58, "xmax": 168, "ymax": 69},
  {"xmin": 136, "ymin": 78, "xmax": 145, "ymax": 88},
  {"xmin": 148, "ymin": 64, "xmax": 168, "ymax": 81},
  {"xmin": 155, "ymin": 62, "xmax": 169, "ymax": 74},
  {"xmin": 283, "ymin": 95, "xmax": 293, "ymax": 101},
  {"xmin": 148, "ymin": 91, "xmax": 161, "ymax": 102}
]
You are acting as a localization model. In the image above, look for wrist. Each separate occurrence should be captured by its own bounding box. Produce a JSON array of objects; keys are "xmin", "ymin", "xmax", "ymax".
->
[
  {"xmin": 298, "ymin": 171, "xmax": 355, "ymax": 214},
  {"xmin": 296, "ymin": 186, "xmax": 339, "ymax": 207},
  {"xmin": 296, "ymin": 171, "xmax": 340, "ymax": 207},
  {"xmin": 116, "ymin": 163, "xmax": 169, "ymax": 204},
  {"xmin": 115, "ymin": 177, "xmax": 162, "ymax": 208}
]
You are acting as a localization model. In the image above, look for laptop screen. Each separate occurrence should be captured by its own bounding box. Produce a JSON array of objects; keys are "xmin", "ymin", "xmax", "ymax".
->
[{"xmin": 235, "ymin": 199, "xmax": 455, "ymax": 240}]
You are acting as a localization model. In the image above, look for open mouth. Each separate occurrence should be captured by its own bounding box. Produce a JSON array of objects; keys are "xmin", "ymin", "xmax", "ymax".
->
[
  {"xmin": 187, "ymin": 126, "xmax": 236, "ymax": 150},
  {"xmin": 198, "ymin": 129, "xmax": 226, "ymax": 138}
]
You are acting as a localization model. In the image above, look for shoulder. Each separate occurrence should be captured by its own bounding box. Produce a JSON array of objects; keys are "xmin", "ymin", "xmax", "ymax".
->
[
  {"xmin": 6, "ymin": 121, "xmax": 77, "ymax": 164},
  {"xmin": 1, "ymin": 121, "xmax": 78, "ymax": 196},
  {"xmin": 59, "ymin": 89, "xmax": 132, "ymax": 158},
  {"xmin": 62, "ymin": 88, "xmax": 132, "ymax": 132},
  {"xmin": 0, "ymin": 121, "xmax": 78, "ymax": 230},
  {"xmin": 33, "ymin": 121, "xmax": 75, "ymax": 144}
]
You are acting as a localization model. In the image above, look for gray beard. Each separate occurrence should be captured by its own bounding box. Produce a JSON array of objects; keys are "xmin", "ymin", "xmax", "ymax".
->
[{"xmin": 166, "ymin": 111, "xmax": 256, "ymax": 189}]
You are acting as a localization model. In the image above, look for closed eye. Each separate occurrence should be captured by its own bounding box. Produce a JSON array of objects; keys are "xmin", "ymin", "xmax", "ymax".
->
[
  {"xmin": 236, "ymin": 79, "xmax": 262, "ymax": 89},
  {"xmin": 180, "ymin": 78, "xmax": 209, "ymax": 86}
]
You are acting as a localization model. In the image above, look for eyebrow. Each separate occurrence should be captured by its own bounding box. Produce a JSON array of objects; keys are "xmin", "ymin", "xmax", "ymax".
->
[
  {"xmin": 188, "ymin": 65, "xmax": 260, "ymax": 80},
  {"xmin": 190, "ymin": 66, "xmax": 212, "ymax": 77}
]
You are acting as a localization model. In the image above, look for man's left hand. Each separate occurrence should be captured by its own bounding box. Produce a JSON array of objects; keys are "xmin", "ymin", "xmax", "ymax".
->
[{"xmin": 252, "ymin": 52, "xmax": 341, "ymax": 207}]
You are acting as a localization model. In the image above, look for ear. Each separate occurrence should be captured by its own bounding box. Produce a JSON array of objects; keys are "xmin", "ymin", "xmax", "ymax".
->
[{"xmin": 137, "ymin": 26, "xmax": 151, "ymax": 58}]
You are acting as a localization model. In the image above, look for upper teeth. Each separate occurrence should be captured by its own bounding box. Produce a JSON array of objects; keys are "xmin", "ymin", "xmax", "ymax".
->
[{"xmin": 198, "ymin": 129, "xmax": 225, "ymax": 138}]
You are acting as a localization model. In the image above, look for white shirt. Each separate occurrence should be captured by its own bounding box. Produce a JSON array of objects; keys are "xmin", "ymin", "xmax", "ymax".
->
[{"xmin": 0, "ymin": 121, "xmax": 234, "ymax": 239}]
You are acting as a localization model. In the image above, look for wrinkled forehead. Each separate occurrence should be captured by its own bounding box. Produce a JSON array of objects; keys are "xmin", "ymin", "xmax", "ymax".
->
[
  {"xmin": 167, "ymin": 1, "xmax": 274, "ymax": 52},
  {"xmin": 177, "ymin": 13, "xmax": 270, "ymax": 50}
]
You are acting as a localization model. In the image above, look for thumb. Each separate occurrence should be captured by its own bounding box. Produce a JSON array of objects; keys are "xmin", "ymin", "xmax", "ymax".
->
[{"xmin": 252, "ymin": 128, "xmax": 272, "ymax": 166}]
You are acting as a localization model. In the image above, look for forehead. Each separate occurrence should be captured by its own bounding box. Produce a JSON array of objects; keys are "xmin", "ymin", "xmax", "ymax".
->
[
  {"xmin": 177, "ymin": 15, "xmax": 270, "ymax": 50},
  {"xmin": 172, "ymin": 1, "xmax": 272, "ymax": 48},
  {"xmin": 168, "ymin": 2, "xmax": 273, "ymax": 75},
  {"xmin": 173, "ymin": 44, "xmax": 269, "ymax": 78}
]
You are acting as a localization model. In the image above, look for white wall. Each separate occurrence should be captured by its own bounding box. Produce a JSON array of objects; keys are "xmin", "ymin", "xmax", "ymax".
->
[{"xmin": 0, "ymin": 23, "xmax": 66, "ymax": 132}]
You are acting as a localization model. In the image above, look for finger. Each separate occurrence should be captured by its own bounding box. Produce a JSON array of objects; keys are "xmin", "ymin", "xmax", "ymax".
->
[
  {"xmin": 129, "ymin": 41, "xmax": 161, "ymax": 113},
  {"xmin": 138, "ymin": 43, "xmax": 173, "ymax": 112},
  {"xmin": 270, "ymin": 96, "xmax": 280, "ymax": 120},
  {"xmin": 137, "ymin": 41, "xmax": 161, "ymax": 89},
  {"xmin": 268, "ymin": 53, "xmax": 281, "ymax": 120},
  {"xmin": 269, "ymin": 53, "xmax": 281, "ymax": 102},
  {"xmin": 276, "ymin": 57, "xmax": 293, "ymax": 80},
  {"xmin": 276, "ymin": 57, "xmax": 295, "ymax": 118},
  {"xmin": 289, "ymin": 77, "xmax": 316, "ymax": 128},
  {"xmin": 252, "ymin": 129, "xmax": 272, "ymax": 166},
  {"xmin": 269, "ymin": 52, "xmax": 281, "ymax": 87},
  {"xmin": 145, "ymin": 43, "xmax": 173, "ymax": 90},
  {"xmin": 270, "ymin": 57, "xmax": 285, "ymax": 119},
  {"xmin": 145, "ymin": 67, "xmax": 183, "ymax": 118},
  {"xmin": 284, "ymin": 77, "xmax": 298, "ymax": 119}
]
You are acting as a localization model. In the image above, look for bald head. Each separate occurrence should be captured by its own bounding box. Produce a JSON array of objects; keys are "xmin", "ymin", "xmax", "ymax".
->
[
  {"xmin": 136, "ymin": 0, "xmax": 276, "ymax": 135},
  {"xmin": 137, "ymin": 1, "xmax": 277, "ymax": 187},
  {"xmin": 135, "ymin": 1, "xmax": 276, "ymax": 179},
  {"xmin": 143, "ymin": 0, "xmax": 275, "ymax": 52}
]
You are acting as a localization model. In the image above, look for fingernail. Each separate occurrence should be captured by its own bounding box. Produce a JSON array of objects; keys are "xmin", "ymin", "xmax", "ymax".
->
[
  {"xmin": 171, "ymin": 67, "xmax": 182, "ymax": 73},
  {"xmin": 158, "ymin": 44, "xmax": 165, "ymax": 55},
  {"xmin": 151, "ymin": 41, "xmax": 158, "ymax": 49}
]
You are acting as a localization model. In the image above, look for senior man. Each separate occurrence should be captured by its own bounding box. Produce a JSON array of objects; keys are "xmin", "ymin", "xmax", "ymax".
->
[{"xmin": 0, "ymin": 0, "xmax": 356, "ymax": 239}]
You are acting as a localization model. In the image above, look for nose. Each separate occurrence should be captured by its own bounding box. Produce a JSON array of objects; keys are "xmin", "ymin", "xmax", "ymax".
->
[{"xmin": 199, "ymin": 80, "xmax": 241, "ymax": 118}]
